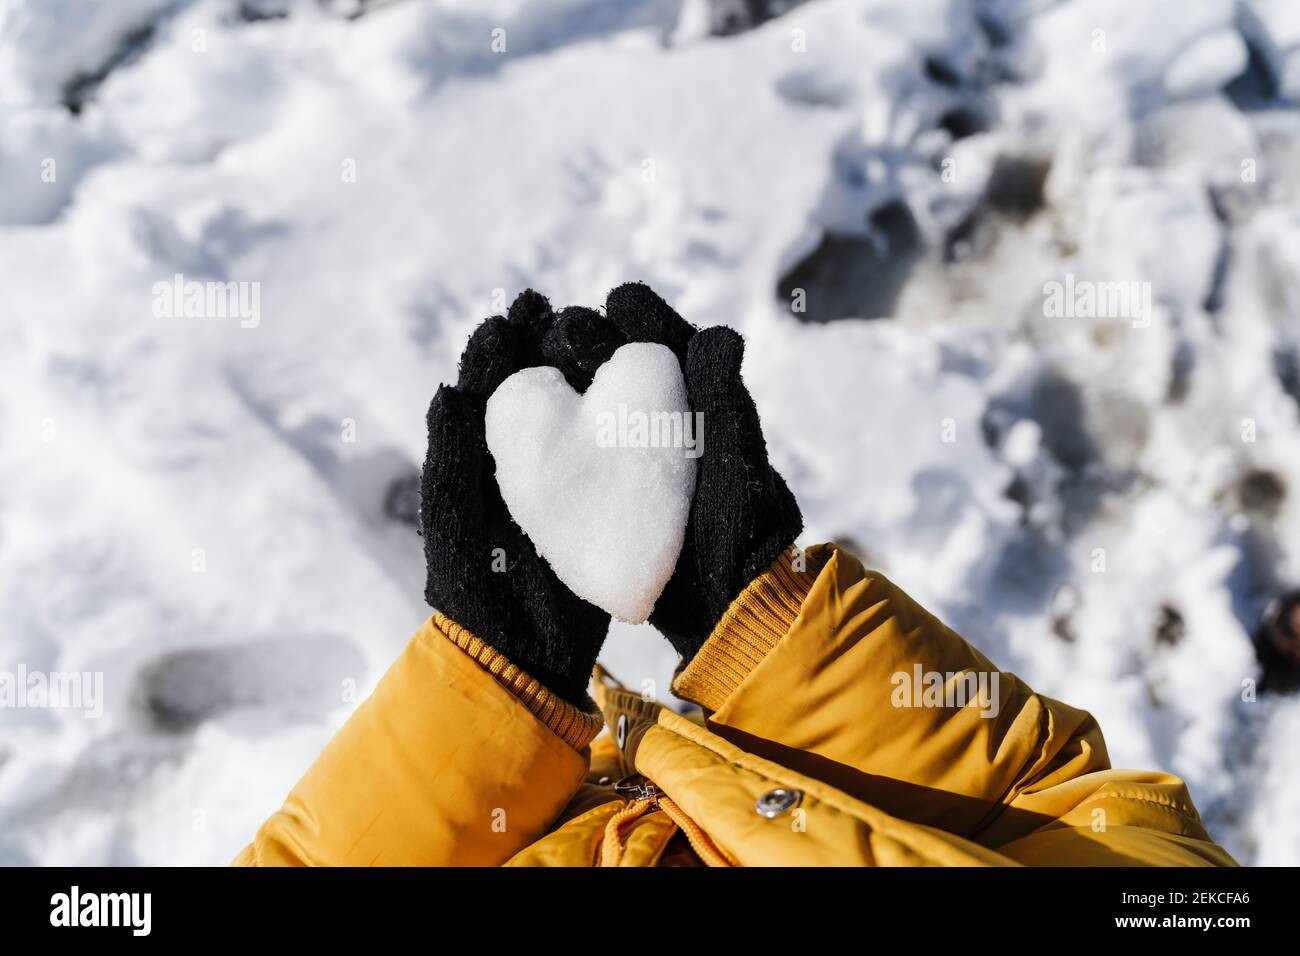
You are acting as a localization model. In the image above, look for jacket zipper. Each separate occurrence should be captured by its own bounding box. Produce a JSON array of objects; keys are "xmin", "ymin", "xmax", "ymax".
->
[{"xmin": 613, "ymin": 774, "xmax": 659, "ymax": 807}]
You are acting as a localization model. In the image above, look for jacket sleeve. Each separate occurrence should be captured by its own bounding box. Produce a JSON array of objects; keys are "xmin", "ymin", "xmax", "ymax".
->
[
  {"xmin": 672, "ymin": 544, "xmax": 1237, "ymax": 866},
  {"xmin": 232, "ymin": 615, "xmax": 601, "ymax": 866}
]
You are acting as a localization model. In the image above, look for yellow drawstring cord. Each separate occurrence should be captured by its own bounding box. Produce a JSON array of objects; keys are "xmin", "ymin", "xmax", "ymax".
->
[
  {"xmin": 598, "ymin": 792, "xmax": 734, "ymax": 867},
  {"xmin": 657, "ymin": 795, "xmax": 735, "ymax": 868},
  {"xmin": 599, "ymin": 798, "xmax": 653, "ymax": 867}
]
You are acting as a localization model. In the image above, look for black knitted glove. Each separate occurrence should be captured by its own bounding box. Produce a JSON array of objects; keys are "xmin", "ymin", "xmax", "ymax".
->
[
  {"xmin": 603, "ymin": 282, "xmax": 804, "ymax": 661},
  {"xmin": 420, "ymin": 291, "xmax": 621, "ymax": 706}
]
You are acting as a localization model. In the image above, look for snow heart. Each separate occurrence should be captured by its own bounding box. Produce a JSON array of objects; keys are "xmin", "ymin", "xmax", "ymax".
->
[{"xmin": 485, "ymin": 343, "xmax": 699, "ymax": 623}]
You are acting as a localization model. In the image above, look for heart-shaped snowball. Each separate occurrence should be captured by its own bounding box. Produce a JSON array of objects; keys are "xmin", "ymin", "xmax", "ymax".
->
[{"xmin": 485, "ymin": 342, "xmax": 698, "ymax": 623}]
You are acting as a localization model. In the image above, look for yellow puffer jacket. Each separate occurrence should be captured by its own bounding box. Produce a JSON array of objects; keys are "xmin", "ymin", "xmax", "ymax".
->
[{"xmin": 233, "ymin": 545, "xmax": 1237, "ymax": 867}]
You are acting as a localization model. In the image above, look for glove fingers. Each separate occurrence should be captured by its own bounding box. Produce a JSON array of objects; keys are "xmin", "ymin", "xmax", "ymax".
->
[
  {"xmin": 506, "ymin": 288, "xmax": 557, "ymax": 358},
  {"xmin": 604, "ymin": 282, "xmax": 695, "ymax": 365},
  {"xmin": 457, "ymin": 315, "xmax": 531, "ymax": 399},
  {"xmin": 686, "ymin": 326, "xmax": 756, "ymax": 435},
  {"xmin": 456, "ymin": 289, "xmax": 561, "ymax": 398},
  {"xmin": 541, "ymin": 306, "xmax": 627, "ymax": 391},
  {"xmin": 507, "ymin": 287, "xmax": 554, "ymax": 325}
]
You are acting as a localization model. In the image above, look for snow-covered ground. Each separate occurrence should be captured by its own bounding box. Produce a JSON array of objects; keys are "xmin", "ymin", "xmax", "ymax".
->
[{"xmin": 2, "ymin": 0, "xmax": 1299, "ymax": 865}]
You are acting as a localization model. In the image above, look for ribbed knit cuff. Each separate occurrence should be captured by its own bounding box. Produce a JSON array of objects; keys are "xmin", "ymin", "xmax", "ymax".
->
[
  {"xmin": 433, "ymin": 612, "xmax": 604, "ymax": 750},
  {"xmin": 671, "ymin": 545, "xmax": 818, "ymax": 713}
]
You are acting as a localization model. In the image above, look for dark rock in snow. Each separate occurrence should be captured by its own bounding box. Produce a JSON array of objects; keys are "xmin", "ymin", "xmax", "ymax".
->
[
  {"xmin": 384, "ymin": 471, "xmax": 424, "ymax": 528},
  {"xmin": 777, "ymin": 200, "xmax": 924, "ymax": 323},
  {"xmin": 984, "ymin": 155, "xmax": 1050, "ymax": 219}
]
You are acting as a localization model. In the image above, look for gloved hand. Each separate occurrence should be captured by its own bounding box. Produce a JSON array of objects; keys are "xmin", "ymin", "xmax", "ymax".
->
[
  {"xmin": 420, "ymin": 290, "xmax": 623, "ymax": 706},
  {"xmin": 602, "ymin": 282, "xmax": 804, "ymax": 660}
]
